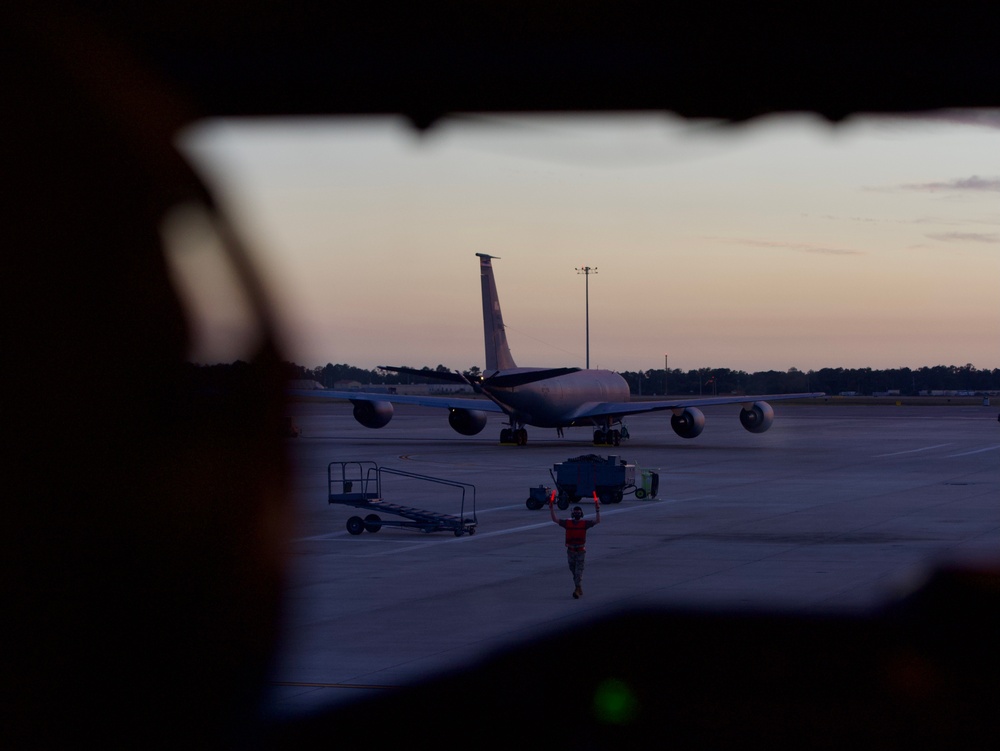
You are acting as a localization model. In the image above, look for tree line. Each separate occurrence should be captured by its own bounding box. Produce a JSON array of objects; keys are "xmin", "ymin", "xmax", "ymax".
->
[{"xmin": 264, "ymin": 361, "xmax": 999, "ymax": 396}]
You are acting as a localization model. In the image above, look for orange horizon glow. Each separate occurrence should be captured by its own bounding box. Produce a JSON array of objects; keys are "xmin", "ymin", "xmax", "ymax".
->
[{"xmin": 176, "ymin": 112, "xmax": 1000, "ymax": 373}]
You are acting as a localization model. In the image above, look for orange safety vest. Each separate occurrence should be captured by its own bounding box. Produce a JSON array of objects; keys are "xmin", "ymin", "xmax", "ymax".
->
[{"xmin": 564, "ymin": 519, "xmax": 589, "ymax": 549}]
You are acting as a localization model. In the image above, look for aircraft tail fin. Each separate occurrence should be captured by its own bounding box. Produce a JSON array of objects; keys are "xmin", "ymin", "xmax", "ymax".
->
[{"xmin": 477, "ymin": 253, "xmax": 517, "ymax": 371}]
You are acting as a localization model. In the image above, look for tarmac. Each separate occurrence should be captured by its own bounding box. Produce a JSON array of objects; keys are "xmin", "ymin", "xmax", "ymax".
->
[{"xmin": 265, "ymin": 401, "xmax": 1000, "ymax": 718}]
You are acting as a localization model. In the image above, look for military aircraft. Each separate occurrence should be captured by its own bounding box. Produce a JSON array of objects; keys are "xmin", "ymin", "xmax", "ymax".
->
[{"xmin": 293, "ymin": 253, "xmax": 823, "ymax": 445}]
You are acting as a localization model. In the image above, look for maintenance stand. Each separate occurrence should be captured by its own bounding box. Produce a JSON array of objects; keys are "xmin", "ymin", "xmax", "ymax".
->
[{"xmin": 328, "ymin": 461, "xmax": 478, "ymax": 536}]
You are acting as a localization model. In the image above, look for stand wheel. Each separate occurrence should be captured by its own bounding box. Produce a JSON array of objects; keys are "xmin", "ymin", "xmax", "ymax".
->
[{"xmin": 346, "ymin": 516, "xmax": 365, "ymax": 535}]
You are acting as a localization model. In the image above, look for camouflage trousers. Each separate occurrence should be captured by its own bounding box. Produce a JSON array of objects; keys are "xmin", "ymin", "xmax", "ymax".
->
[{"xmin": 566, "ymin": 548, "xmax": 586, "ymax": 587}]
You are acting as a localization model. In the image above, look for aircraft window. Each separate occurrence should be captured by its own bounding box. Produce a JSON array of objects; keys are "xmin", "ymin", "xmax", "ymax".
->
[
  {"xmin": 175, "ymin": 112, "xmax": 1000, "ymax": 717},
  {"xmin": 178, "ymin": 111, "xmax": 1000, "ymax": 371}
]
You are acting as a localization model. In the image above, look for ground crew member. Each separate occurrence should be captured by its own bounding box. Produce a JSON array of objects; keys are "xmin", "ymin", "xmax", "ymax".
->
[{"xmin": 550, "ymin": 493, "xmax": 601, "ymax": 599}]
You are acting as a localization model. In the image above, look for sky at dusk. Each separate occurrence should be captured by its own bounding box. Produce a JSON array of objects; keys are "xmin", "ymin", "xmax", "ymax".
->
[{"xmin": 172, "ymin": 111, "xmax": 1000, "ymax": 374}]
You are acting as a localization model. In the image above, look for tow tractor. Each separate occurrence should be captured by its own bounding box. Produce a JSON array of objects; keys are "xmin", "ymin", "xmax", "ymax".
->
[
  {"xmin": 525, "ymin": 454, "xmax": 659, "ymax": 510},
  {"xmin": 327, "ymin": 461, "xmax": 478, "ymax": 536}
]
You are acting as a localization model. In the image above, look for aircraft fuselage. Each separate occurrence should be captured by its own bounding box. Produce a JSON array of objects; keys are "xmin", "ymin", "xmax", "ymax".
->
[{"xmin": 484, "ymin": 367, "xmax": 630, "ymax": 427}]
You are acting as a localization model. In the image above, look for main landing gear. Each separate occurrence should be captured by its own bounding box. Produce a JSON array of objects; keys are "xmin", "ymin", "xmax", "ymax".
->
[
  {"xmin": 593, "ymin": 428, "xmax": 621, "ymax": 446},
  {"xmin": 500, "ymin": 427, "xmax": 528, "ymax": 445}
]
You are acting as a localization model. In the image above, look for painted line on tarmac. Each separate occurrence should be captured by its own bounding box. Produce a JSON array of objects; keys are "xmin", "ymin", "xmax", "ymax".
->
[
  {"xmin": 292, "ymin": 498, "xmax": 695, "ymax": 543},
  {"xmin": 360, "ymin": 496, "xmax": 714, "ymax": 555},
  {"xmin": 291, "ymin": 511, "xmax": 515, "ymax": 543},
  {"xmin": 875, "ymin": 443, "xmax": 953, "ymax": 458},
  {"xmin": 947, "ymin": 445, "xmax": 1000, "ymax": 457},
  {"xmin": 294, "ymin": 497, "xmax": 714, "ymax": 548}
]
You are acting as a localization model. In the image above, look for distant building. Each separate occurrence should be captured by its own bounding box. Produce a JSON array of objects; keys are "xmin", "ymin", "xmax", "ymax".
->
[
  {"xmin": 430, "ymin": 384, "xmax": 474, "ymax": 394},
  {"xmin": 333, "ymin": 380, "xmax": 363, "ymax": 390}
]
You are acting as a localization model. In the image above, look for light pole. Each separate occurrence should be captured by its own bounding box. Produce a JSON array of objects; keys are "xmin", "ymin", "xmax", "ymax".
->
[{"xmin": 575, "ymin": 265, "xmax": 597, "ymax": 369}]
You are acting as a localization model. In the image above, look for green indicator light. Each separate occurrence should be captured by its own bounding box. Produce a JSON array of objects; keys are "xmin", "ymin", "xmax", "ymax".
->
[{"xmin": 593, "ymin": 678, "xmax": 638, "ymax": 725}]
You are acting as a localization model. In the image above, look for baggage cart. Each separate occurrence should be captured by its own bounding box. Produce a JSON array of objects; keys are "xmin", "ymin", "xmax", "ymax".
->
[{"xmin": 525, "ymin": 455, "xmax": 659, "ymax": 509}]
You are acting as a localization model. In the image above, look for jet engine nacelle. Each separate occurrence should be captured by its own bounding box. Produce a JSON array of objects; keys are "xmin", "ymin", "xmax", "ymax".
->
[
  {"xmin": 740, "ymin": 401, "xmax": 774, "ymax": 434},
  {"xmin": 448, "ymin": 408, "xmax": 488, "ymax": 436},
  {"xmin": 352, "ymin": 400, "xmax": 394, "ymax": 429},
  {"xmin": 671, "ymin": 407, "xmax": 705, "ymax": 439}
]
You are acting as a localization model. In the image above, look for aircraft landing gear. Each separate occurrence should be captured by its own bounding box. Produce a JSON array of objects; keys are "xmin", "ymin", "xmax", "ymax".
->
[
  {"xmin": 500, "ymin": 427, "xmax": 528, "ymax": 445},
  {"xmin": 592, "ymin": 429, "xmax": 621, "ymax": 446}
]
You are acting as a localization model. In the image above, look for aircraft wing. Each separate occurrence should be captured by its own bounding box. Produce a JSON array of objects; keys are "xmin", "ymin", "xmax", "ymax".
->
[
  {"xmin": 569, "ymin": 392, "xmax": 825, "ymax": 420},
  {"xmin": 380, "ymin": 364, "xmax": 582, "ymax": 388},
  {"xmin": 288, "ymin": 389, "xmax": 507, "ymax": 413}
]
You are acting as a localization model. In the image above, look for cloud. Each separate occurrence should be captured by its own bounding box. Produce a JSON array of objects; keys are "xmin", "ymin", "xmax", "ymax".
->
[
  {"xmin": 925, "ymin": 232, "xmax": 1000, "ymax": 244},
  {"xmin": 814, "ymin": 213, "xmax": 885, "ymax": 224},
  {"xmin": 899, "ymin": 175, "xmax": 1000, "ymax": 193},
  {"xmin": 706, "ymin": 237, "xmax": 864, "ymax": 256}
]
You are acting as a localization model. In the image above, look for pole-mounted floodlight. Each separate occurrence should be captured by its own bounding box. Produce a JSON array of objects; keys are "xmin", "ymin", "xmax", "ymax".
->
[{"xmin": 575, "ymin": 266, "xmax": 597, "ymax": 369}]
